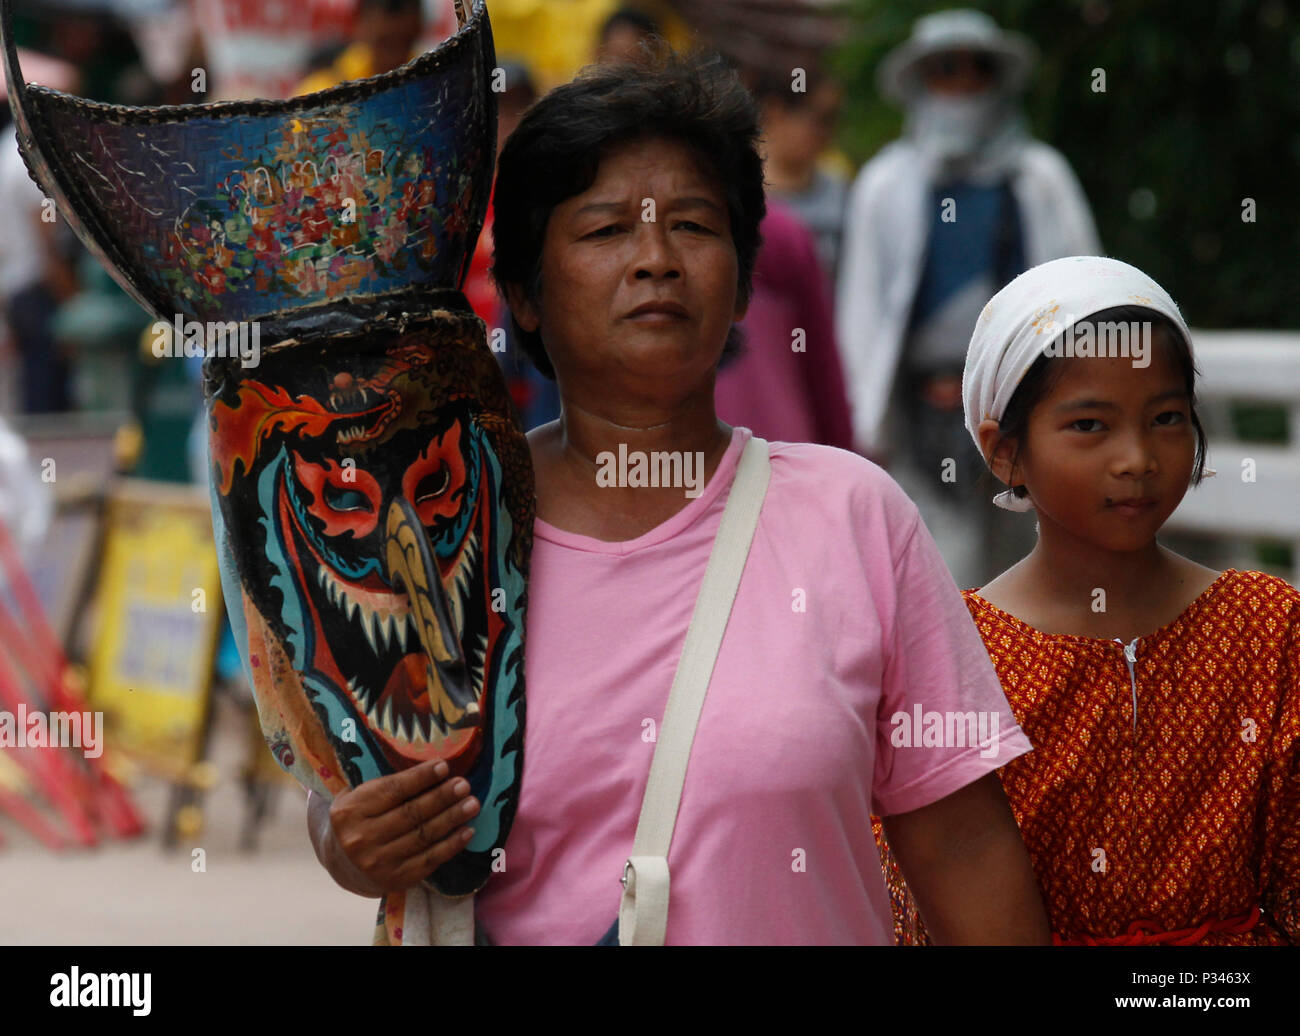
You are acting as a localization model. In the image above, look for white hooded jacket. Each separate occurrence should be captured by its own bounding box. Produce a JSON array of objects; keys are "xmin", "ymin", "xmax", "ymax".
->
[{"xmin": 835, "ymin": 136, "xmax": 1100, "ymax": 456}]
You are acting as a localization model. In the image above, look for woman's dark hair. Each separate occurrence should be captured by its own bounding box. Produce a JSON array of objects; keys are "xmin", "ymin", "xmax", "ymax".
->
[
  {"xmin": 992, "ymin": 305, "xmax": 1208, "ymax": 500},
  {"xmin": 490, "ymin": 46, "xmax": 767, "ymax": 380}
]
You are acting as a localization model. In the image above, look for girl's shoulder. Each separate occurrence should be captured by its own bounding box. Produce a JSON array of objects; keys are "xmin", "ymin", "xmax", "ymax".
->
[
  {"xmin": 961, "ymin": 568, "xmax": 1300, "ymax": 643},
  {"xmin": 1198, "ymin": 568, "xmax": 1300, "ymax": 624}
]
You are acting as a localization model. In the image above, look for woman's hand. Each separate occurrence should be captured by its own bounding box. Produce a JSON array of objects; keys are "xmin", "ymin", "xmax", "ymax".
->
[{"xmin": 306, "ymin": 759, "xmax": 480, "ymax": 898}]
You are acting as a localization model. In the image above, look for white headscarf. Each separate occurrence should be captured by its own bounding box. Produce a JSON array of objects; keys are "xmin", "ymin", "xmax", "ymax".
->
[{"xmin": 961, "ymin": 255, "xmax": 1196, "ymax": 511}]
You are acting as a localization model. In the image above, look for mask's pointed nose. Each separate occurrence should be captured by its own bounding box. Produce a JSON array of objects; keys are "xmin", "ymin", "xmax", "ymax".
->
[{"xmin": 384, "ymin": 496, "xmax": 479, "ymax": 733}]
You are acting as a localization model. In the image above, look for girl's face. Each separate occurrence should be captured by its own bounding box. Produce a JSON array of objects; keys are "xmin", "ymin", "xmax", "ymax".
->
[
  {"xmin": 1011, "ymin": 334, "xmax": 1197, "ymax": 552},
  {"xmin": 508, "ymin": 135, "xmax": 745, "ymax": 405}
]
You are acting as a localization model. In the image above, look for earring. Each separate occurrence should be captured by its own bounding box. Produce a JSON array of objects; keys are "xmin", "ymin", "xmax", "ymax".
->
[{"xmin": 993, "ymin": 487, "xmax": 1035, "ymax": 512}]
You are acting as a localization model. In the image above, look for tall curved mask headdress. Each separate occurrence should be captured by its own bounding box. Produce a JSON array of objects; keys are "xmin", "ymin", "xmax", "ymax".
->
[{"xmin": 1, "ymin": 0, "xmax": 531, "ymax": 939}]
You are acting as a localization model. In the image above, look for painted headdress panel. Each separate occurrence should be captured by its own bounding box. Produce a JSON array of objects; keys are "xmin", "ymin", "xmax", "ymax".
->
[{"xmin": 3, "ymin": 0, "xmax": 495, "ymax": 342}]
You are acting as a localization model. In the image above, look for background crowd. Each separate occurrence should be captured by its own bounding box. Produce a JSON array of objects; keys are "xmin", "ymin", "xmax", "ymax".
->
[{"xmin": 1, "ymin": 0, "xmax": 1297, "ymax": 592}]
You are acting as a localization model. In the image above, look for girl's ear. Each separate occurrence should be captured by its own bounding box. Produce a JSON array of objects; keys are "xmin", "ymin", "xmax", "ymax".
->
[{"xmin": 977, "ymin": 418, "xmax": 1019, "ymax": 489}]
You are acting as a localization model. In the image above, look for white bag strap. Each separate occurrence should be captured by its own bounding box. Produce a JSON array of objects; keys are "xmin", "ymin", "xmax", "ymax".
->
[{"xmin": 618, "ymin": 435, "xmax": 771, "ymax": 946}]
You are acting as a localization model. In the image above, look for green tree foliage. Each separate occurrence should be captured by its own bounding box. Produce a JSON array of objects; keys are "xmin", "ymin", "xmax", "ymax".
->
[{"xmin": 831, "ymin": 0, "xmax": 1300, "ymax": 328}]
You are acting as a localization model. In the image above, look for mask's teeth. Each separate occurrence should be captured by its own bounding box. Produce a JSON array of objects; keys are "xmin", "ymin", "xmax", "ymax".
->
[
  {"xmin": 394, "ymin": 614, "xmax": 409, "ymax": 652},
  {"xmin": 361, "ymin": 607, "xmax": 380, "ymax": 654},
  {"xmin": 470, "ymin": 631, "xmax": 489, "ymax": 691},
  {"xmin": 381, "ymin": 700, "xmax": 395, "ymax": 736}
]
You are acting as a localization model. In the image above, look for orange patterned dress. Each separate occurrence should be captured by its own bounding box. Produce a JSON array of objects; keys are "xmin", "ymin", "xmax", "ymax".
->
[{"xmin": 875, "ymin": 569, "xmax": 1300, "ymax": 945}]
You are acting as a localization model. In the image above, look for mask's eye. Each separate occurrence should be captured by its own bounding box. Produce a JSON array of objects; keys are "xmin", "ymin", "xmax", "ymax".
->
[
  {"xmin": 414, "ymin": 465, "xmax": 450, "ymax": 503},
  {"xmin": 324, "ymin": 485, "xmax": 374, "ymax": 513}
]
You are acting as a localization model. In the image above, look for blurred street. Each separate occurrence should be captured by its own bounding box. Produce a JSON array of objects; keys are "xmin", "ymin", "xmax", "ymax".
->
[{"xmin": 0, "ymin": 693, "xmax": 369, "ymax": 945}]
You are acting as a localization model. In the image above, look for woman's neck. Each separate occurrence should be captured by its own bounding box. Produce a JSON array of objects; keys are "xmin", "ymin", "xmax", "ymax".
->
[
  {"xmin": 527, "ymin": 391, "xmax": 734, "ymax": 541},
  {"xmin": 554, "ymin": 394, "xmax": 730, "ymax": 470}
]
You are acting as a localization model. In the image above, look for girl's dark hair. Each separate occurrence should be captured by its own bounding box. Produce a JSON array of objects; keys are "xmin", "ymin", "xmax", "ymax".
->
[
  {"xmin": 490, "ymin": 46, "xmax": 767, "ymax": 380},
  {"xmin": 993, "ymin": 305, "xmax": 1208, "ymax": 500}
]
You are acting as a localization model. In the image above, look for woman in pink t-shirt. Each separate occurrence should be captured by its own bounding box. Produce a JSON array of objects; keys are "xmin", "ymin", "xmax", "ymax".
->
[{"xmin": 308, "ymin": 48, "xmax": 1048, "ymax": 945}]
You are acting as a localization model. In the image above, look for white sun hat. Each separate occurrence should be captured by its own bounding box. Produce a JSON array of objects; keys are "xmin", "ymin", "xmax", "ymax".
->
[{"xmin": 877, "ymin": 9, "xmax": 1038, "ymax": 104}]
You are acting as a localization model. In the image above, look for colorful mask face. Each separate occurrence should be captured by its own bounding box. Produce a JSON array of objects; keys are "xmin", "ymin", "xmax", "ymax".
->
[{"xmin": 206, "ymin": 312, "xmax": 531, "ymax": 896}]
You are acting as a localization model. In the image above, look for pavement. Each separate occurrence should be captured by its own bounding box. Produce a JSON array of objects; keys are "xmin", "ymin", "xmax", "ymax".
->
[{"xmin": 0, "ymin": 692, "xmax": 374, "ymax": 945}]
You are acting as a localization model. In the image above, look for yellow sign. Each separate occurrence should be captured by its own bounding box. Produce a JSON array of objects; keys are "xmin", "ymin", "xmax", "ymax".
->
[{"xmin": 87, "ymin": 480, "xmax": 223, "ymax": 775}]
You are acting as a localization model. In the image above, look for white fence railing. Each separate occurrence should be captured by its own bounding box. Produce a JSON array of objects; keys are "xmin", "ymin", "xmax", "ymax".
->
[{"xmin": 1165, "ymin": 331, "xmax": 1300, "ymax": 584}]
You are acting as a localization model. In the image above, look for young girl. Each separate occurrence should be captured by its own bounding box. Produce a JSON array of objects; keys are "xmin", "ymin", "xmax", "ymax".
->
[{"xmin": 880, "ymin": 255, "xmax": 1298, "ymax": 945}]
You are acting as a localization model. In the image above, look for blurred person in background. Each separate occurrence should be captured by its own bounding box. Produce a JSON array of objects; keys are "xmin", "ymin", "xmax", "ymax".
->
[
  {"xmin": 297, "ymin": 0, "xmax": 426, "ymax": 94},
  {"xmin": 836, "ymin": 9, "xmax": 1100, "ymax": 589},
  {"xmin": 0, "ymin": 4, "xmax": 152, "ymax": 414},
  {"xmin": 752, "ymin": 64, "xmax": 849, "ymax": 295},
  {"xmin": 594, "ymin": 6, "xmax": 661, "ymax": 66},
  {"xmin": 0, "ymin": 123, "xmax": 78, "ymax": 413},
  {"xmin": 713, "ymin": 198, "xmax": 854, "ymax": 451}
]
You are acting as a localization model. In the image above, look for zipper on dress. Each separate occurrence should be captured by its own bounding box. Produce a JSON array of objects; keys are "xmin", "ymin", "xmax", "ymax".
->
[{"xmin": 1114, "ymin": 637, "xmax": 1139, "ymax": 733}]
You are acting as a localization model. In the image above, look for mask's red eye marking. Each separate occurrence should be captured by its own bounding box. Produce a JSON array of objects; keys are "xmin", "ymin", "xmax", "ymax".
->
[
  {"xmin": 292, "ymin": 452, "xmax": 382, "ymax": 537},
  {"xmin": 403, "ymin": 420, "xmax": 468, "ymax": 527}
]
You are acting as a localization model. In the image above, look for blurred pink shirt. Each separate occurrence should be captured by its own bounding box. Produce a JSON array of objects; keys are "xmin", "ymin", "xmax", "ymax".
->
[
  {"xmin": 473, "ymin": 426, "xmax": 1030, "ymax": 944},
  {"xmin": 714, "ymin": 201, "xmax": 855, "ymax": 451}
]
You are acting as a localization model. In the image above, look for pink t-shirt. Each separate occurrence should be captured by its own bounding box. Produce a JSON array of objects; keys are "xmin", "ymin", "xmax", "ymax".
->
[{"xmin": 473, "ymin": 426, "xmax": 1031, "ymax": 944}]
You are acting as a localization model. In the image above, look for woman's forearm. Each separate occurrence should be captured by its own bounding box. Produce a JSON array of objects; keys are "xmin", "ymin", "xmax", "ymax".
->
[
  {"xmin": 881, "ymin": 772, "xmax": 1051, "ymax": 945},
  {"xmin": 307, "ymin": 789, "xmax": 386, "ymax": 899}
]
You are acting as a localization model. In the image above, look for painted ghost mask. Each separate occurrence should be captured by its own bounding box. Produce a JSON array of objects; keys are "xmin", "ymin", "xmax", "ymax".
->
[{"xmin": 1, "ymin": 0, "xmax": 530, "ymax": 913}]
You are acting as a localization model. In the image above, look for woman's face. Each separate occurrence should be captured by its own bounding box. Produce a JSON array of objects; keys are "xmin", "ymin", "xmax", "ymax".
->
[
  {"xmin": 1012, "ymin": 336, "xmax": 1197, "ymax": 552},
  {"xmin": 508, "ymin": 136, "xmax": 747, "ymax": 404}
]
